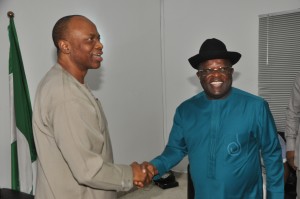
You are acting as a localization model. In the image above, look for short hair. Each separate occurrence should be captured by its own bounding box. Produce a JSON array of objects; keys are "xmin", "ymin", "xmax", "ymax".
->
[{"xmin": 52, "ymin": 15, "xmax": 82, "ymax": 51}]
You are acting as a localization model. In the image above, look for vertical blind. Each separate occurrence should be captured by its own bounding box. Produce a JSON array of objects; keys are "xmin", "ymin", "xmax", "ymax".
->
[{"xmin": 258, "ymin": 9, "xmax": 300, "ymax": 132}]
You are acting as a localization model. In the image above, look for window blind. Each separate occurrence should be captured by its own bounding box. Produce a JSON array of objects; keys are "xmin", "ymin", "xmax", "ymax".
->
[{"xmin": 258, "ymin": 9, "xmax": 300, "ymax": 132}]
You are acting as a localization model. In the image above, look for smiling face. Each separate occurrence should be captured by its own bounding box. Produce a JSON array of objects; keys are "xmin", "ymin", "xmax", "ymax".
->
[
  {"xmin": 65, "ymin": 16, "xmax": 103, "ymax": 71},
  {"xmin": 197, "ymin": 59, "xmax": 233, "ymax": 99}
]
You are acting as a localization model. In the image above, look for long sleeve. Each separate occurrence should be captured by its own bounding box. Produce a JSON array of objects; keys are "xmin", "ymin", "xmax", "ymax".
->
[
  {"xmin": 285, "ymin": 73, "xmax": 300, "ymax": 152},
  {"xmin": 149, "ymin": 88, "xmax": 284, "ymax": 198},
  {"xmin": 51, "ymin": 98, "xmax": 133, "ymax": 191},
  {"xmin": 150, "ymin": 108, "xmax": 188, "ymax": 179},
  {"xmin": 259, "ymin": 101, "xmax": 284, "ymax": 199},
  {"xmin": 33, "ymin": 64, "xmax": 133, "ymax": 199}
]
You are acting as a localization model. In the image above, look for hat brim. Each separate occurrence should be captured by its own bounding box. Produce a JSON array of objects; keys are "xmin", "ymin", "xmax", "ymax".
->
[{"xmin": 188, "ymin": 51, "xmax": 241, "ymax": 70}]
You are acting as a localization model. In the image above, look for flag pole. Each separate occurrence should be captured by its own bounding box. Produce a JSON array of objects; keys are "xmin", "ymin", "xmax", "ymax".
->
[
  {"xmin": 7, "ymin": 11, "xmax": 14, "ymax": 18},
  {"xmin": 7, "ymin": 10, "xmax": 37, "ymax": 194}
]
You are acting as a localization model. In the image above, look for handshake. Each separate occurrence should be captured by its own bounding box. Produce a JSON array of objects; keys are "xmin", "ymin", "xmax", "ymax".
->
[{"xmin": 130, "ymin": 161, "xmax": 158, "ymax": 188}]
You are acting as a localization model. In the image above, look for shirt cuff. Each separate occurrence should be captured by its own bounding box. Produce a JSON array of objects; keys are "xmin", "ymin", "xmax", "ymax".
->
[
  {"xmin": 286, "ymin": 139, "xmax": 295, "ymax": 152},
  {"xmin": 119, "ymin": 165, "xmax": 134, "ymax": 191}
]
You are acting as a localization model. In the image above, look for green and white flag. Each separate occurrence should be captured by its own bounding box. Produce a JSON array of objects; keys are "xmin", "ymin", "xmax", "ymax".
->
[{"xmin": 8, "ymin": 15, "xmax": 37, "ymax": 194}]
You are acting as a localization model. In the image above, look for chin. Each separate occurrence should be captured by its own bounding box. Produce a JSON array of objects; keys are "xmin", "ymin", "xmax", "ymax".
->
[
  {"xmin": 206, "ymin": 91, "xmax": 228, "ymax": 99},
  {"xmin": 91, "ymin": 64, "xmax": 101, "ymax": 69}
]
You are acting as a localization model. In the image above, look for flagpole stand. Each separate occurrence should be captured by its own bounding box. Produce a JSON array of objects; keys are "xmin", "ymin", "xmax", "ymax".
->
[{"xmin": 7, "ymin": 11, "xmax": 14, "ymax": 18}]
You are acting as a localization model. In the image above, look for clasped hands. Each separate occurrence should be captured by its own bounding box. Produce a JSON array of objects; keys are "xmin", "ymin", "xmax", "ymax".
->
[{"xmin": 131, "ymin": 161, "xmax": 158, "ymax": 188}]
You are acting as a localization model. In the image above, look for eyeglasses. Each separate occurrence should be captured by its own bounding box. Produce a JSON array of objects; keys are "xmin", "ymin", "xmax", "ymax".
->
[{"xmin": 198, "ymin": 67, "xmax": 233, "ymax": 77}]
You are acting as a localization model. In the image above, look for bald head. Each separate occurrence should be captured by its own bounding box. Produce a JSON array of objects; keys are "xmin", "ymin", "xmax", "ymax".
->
[{"xmin": 52, "ymin": 15, "xmax": 93, "ymax": 52}]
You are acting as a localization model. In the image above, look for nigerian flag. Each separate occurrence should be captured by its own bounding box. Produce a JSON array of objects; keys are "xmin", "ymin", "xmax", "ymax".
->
[{"xmin": 8, "ymin": 14, "xmax": 37, "ymax": 194}]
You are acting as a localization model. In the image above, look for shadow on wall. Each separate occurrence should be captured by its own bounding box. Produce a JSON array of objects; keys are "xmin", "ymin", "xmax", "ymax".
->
[
  {"xmin": 86, "ymin": 68, "xmax": 103, "ymax": 90},
  {"xmin": 52, "ymin": 48, "xmax": 57, "ymax": 64},
  {"xmin": 51, "ymin": 48, "xmax": 104, "ymax": 90}
]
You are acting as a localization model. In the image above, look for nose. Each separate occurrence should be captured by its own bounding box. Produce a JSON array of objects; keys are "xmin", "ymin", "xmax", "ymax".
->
[
  {"xmin": 96, "ymin": 40, "xmax": 103, "ymax": 50},
  {"xmin": 206, "ymin": 70, "xmax": 223, "ymax": 77},
  {"xmin": 211, "ymin": 70, "xmax": 222, "ymax": 75}
]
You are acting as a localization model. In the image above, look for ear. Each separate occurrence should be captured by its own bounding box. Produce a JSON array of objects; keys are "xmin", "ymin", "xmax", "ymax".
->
[
  {"xmin": 58, "ymin": 40, "xmax": 70, "ymax": 54},
  {"xmin": 196, "ymin": 71, "xmax": 201, "ymax": 79}
]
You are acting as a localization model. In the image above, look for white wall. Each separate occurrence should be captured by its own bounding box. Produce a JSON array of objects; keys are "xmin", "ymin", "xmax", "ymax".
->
[
  {"xmin": 0, "ymin": 0, "xmax": 300, "ymax": 189},
  {"xmin": 162, "ymin": 0, "xmax": 300, "ymax": 171},
  {"xmin": 0, "ymin": 0, "xmax": 164, "ymax": 188}
]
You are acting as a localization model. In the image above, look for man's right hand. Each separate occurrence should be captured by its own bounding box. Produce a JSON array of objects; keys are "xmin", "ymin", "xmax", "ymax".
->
[
  {"xmin": 287, "ymin": 151, "xmax": 297, "ymax": 170},
  {"xmin": 130, "ymin": 161, "xmax": 158, "ymax": 188}
]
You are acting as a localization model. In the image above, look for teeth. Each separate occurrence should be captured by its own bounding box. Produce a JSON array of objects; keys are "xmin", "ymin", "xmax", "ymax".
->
[{"xmin": 211, "ymin": 82, "xmax": 222, "ymax": 86}]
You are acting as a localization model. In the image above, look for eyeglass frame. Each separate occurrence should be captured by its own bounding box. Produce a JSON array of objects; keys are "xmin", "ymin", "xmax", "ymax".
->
[{"xmin": 197, "ymin": 66, "xmax": 233, "ymax": 77}]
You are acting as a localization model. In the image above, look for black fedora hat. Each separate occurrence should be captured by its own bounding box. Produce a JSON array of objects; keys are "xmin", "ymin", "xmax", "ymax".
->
[{"xmin": 188, "ymin": 38, "xmax": 241, "ymax": 70}]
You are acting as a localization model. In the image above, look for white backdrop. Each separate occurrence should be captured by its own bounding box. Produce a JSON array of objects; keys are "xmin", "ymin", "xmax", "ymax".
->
[
  {"xmin": 161, "ymin": 0, "xmax": 300, "ymax": 170},
  {"xmin": 0, "ymin": 0, "xmax": 164, "ymax": 188},
  {"xmin": 1, "ymin": 0, "xmax": 300, "ymax": 189}
]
